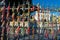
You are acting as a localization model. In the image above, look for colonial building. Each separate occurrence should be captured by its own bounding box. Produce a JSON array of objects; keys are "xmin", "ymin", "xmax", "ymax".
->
[{"xmin": 34, "ymin": 9, "xmax": 51, "ymax": 22}]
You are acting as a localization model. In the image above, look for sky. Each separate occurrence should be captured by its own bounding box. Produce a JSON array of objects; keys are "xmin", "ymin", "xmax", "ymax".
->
[
  {"xmin": 32, "ymin": 0, "xmax": 60, "ymax": 16},
  {"xmin": 32, "ymin": 0, "xmax": 60, "ymax": 8}
]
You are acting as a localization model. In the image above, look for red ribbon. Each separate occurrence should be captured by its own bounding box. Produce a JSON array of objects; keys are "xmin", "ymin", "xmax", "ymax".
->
[
  {"xmin": 8, "ymin": 5, "xmax": 10, "ymax": 11},
  {"xmin": 27, "ymin": 27, "xmax": 30, "ymax": 34}
]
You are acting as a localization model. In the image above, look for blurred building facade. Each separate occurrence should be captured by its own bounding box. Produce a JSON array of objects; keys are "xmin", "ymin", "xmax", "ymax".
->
[{"xmin": 5, "ymin": 0, "xmax": 32, "ymax": 8}]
